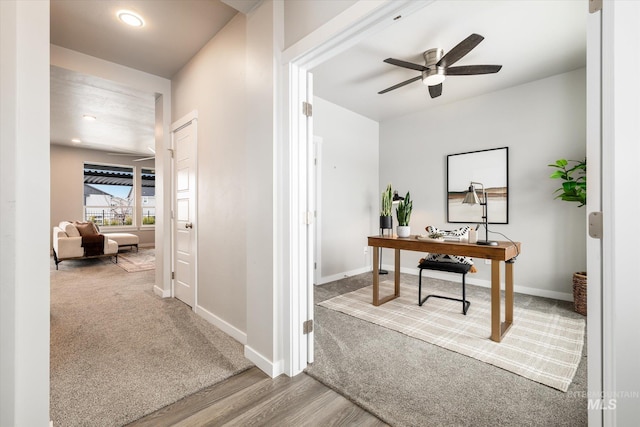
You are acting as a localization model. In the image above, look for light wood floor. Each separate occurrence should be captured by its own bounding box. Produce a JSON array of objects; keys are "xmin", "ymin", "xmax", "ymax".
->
[{"xmin": 127, "ymin": 367, "xmax": 387, "ymax": 426}]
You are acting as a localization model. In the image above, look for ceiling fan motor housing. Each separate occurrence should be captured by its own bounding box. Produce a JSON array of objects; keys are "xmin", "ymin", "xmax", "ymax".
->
[{"xmin": 423, "ymin": 48, "xmax": 444, "ymax": 66}]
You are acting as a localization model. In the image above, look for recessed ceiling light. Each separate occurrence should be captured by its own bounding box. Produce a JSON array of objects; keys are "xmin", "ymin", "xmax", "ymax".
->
[
  {"xmin": 117, "ymin": 10, "xmax": 144, "ymax": 27},
  {"xmin": 82, "ymin": 114, "xmax": 96, "ymax": 121},
  {"xmin": 71, "ymin": 138, "xmax": 82, "ymax": 144}
]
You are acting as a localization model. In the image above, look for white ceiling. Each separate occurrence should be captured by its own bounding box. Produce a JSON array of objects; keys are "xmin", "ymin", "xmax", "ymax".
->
[
  {"xmin": 50, "ymin": 0, "xmax": 240, "ymax": 79},
  {"xmin": 50, "ymin": 65, "xmax": 156, "ymax": 154},
  {"xmin": 50, "ymin": 0, "xmax": 586, "ymax": 154},
  {"xmin": 312, "ymin": 0, "xmax": 587, "ymax": 122},
  {"xmin": 50, "ymin": 0, "xmax": 243, "ymax": 154}
]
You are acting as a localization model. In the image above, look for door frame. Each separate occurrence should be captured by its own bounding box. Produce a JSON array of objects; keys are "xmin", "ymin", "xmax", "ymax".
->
[
  {"xmin": 282, "ymin": 0, "xmax": 608, "ymax": 399},
  {"xmin": 586, "ymin": 6, "xmax": 603, "ymax": 426},
  {"xmin": 170, "ymin": 111, "xmax": 198, "ymax": 307},
  {"xmin": 282, "ymin": 0, "xmax": 431, "ymax": 376},
  {"xmin": 313, "ymin": 136, "xmax": 323, "ymax": 286}
]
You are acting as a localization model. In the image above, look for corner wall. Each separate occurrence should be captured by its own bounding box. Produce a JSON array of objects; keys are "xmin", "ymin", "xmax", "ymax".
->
[
  {"xmin": 379, "ymin": 69, "xmax": 587, "ymax": 298},
  {"xmin": 171, "ymin": 14, "xmax": 248, "ymax": 340},
  {"xmin": 0, "ymin": 1, "xmax": 50, "ymax": 425}
]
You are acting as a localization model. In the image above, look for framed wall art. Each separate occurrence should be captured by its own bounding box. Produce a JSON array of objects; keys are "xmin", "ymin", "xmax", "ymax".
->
[{"xmin": 446, "ymin": 147, "xmax": 509, "ymax": 224}]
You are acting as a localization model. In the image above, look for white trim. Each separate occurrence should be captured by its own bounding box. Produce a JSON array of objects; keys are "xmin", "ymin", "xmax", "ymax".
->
[
  {"xmin": 153, "ymin": 285, "xmax": 171, "ymax": 298},
  {"xmin": 171, "ymin": 110, "xmax": 198, "ymax": 132},
  {"xmin": 244, "ymin": 345, "xmax": 282, "ymax": 378},
  {"xmin": 601, "ymin": 3, "xmax": 616, "ymax": 425},
  {"xmin": 195, "ymin": 305, "xmax": 247, "ymax": 345},
  {"xmin": 586, "ymin": 6, "xmax": 603, "ymax": 427},
  {"xmin": 282, "ymin": 0, "xmax": 430, "ymax": 68},
  {"xmin": 316, "ymin": 266, "xmax": 372, "ymax": 286}
]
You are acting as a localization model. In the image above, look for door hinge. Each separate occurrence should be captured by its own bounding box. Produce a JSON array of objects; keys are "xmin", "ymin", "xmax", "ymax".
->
[
  {"xmin": 171, "ymin": 271, "xmax": 175, "ymax": 279},
  {"xmin": 589, "ymin": 212, "xmax": 603, "ymax": 239},
  {"xmin": 314, "ymin": 262, "xmax": 317, "ymax": 270},
  {"xmin": 589, "ymin": 0, "xmax": 601, "ymax": 13},
  {"xmin": 168, "ymin": 148, "xmax": 175, "ymax": 158},
  {"xmin": 303, "ymin": 319, "xmax": 313, "ymax": 334},
  {"xmin": 302, "ymin": 101, "xmax": 313, "ymax": 117}
]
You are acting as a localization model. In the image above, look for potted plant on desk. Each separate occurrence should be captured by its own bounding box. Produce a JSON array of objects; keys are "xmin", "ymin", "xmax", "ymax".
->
[
  {"xmin": 549, "ymin": 158, "xmax": 587, "ymax": 315},
  {"xmin": 396, "ymin": 191, "xmax": 412, "ymax": 238},
  {"xmin": 380, "ymin": 184, "xmax": 393, "ymax": 232}
]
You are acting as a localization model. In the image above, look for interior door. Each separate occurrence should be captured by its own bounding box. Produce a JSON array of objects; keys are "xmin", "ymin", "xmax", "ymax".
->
[
  {"xmin": 172, "ymin": 115, "xmax": 197, "ymax": 308},
  {"xmin": 586, "ymin": 5, "xmax": 603, "ymax": 426}
]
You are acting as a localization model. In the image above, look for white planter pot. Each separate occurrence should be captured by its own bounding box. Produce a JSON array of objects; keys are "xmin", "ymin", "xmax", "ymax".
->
[{"xmin": 397, "ymin": 225, "xmax": 410, "ymax": 238}]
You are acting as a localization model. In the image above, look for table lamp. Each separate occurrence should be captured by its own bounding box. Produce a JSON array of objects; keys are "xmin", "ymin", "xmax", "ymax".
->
[{"xmin": 462, "ymin": 181, "xmax": 498, "ymax": 246}]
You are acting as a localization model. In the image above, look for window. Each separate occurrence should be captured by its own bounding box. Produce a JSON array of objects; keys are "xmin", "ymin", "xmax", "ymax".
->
[
  {"xmin": 141, "ymin": 168, "xmax": 155, "ymax": 225},
  {"xmin": 84, "ymin": 163, "xmax": 134, "ymax": 227}
]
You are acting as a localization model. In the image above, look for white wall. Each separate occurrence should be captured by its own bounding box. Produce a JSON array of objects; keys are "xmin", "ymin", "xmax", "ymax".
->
[
  {"xmin": 50, "ymin": 145, "xmax": 156, "ymax": 246},
  {"xmin": 0, "ymin": 1, "xmax": 50, "ymax": 425},
  {"xmin": 604, "ymin": 1, "xmax": 640, "ymax": 421},
  {"xmin": 172, "ymin": 14, "xmax": 248, "ymax": 339},
  {"xmin": 379, "ymin": 68, "xmax": 587, "ymax": 299},
  {"xmin": 313, "ymin": 97, "xmax": 379, "ymax": 282},
  {"xmin": 284, "ymin": 0, "xmax": 358, "ymax": 48}
]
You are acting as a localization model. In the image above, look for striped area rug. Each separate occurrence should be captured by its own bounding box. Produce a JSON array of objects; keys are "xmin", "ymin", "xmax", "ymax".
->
[{"xmin": 319, "ymin": 282, "xmax": 585, "ymax": 392}]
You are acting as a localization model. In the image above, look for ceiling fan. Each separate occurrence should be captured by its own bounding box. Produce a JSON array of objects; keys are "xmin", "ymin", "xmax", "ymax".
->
[{"xmin": 378, "ymin": 33, "xmax": 502, "ymax": 98}]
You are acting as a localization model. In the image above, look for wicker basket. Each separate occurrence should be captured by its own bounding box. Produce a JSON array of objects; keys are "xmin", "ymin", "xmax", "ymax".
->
[{"xmin": 573, "ymin": 272, "xmax": 587, "ymax": 316}]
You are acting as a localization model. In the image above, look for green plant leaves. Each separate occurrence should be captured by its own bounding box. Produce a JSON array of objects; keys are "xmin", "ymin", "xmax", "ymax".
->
[
  {"xmin": 396, "ymin": 191, "xmax": 412, "ymax": 226},
  {"xmin": 548, "ymin": 158, "xmax": 586, "ymax": 207}
]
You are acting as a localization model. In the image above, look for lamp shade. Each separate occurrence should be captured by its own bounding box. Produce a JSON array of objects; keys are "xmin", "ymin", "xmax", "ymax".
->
[{"xmin": 462, "ymin": 185, "xmax": 480, "ymax": 205}]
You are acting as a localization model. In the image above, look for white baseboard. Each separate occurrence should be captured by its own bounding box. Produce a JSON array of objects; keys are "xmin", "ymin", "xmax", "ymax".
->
[
  {"xmin": 195, "ymin": 305, "xmax": 247, "ymax": 345},
  {"xmin": 139, "ymin": 242, "xmax": 154, "ymax": 248},
  {"xmin": 244, "ymin": 345, "xmax": 282, "ymax": 378},
  {"xmin": 153, "ymin": 285, "xmax": 170, "ymax": 298},
  {"xmin": 378, "ymin": 264, "xmax": 573, "ymax": 302},
  {"xmin": 316, "ymin": 266, "xmax": 371, "ymax": 285}
]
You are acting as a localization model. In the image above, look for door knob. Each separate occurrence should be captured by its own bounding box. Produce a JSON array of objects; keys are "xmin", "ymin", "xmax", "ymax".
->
[{"xmin": 185, "ymin": 222, "xmax": 193, "ymax": 229}]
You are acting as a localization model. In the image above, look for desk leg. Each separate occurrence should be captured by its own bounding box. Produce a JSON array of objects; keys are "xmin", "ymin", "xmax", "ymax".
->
[
  {"xmin": 505, "ymin": 260, "xmax": 514, "ymax": 325},
  {"xmin": 491, "ymin": 260, "xmax": 501, "ymax": 342},
  {"xmin": 394, "ymin": 249, "xmax": 401, "ymax": 298},
  {"xmin": 491, "ymin": 260, "xmax": 514, "ymax": 342},
  {"xmin": 371, "ymin": 246, "xmax": 400, "ymax": 306},
  {"xmin": 372, "ymin": 245, "xmax": 380, "ymax": 305}
]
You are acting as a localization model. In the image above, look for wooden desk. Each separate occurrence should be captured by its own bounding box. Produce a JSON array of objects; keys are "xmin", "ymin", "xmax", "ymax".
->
[{"xmin": 368, "ymin": 235, "xmax": 521, "ymax": 343}]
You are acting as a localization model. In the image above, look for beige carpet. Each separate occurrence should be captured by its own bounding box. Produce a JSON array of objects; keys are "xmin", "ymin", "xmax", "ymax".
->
[
  {"xmin": 319, "ymin": 280, "xmax": 585, "ymax": 392},
  {"xmin": 116, "ymin": 247, "xmax": 155, "ymax": 272},
  {"xmin": 50, "ymin": 256, "xmax": 253, "ymax": 427}
]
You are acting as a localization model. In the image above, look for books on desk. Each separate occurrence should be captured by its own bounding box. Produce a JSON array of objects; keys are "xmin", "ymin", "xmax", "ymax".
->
[{"xmin": 443, "ymin": 235, "xmax": 463, "ymax": 242}]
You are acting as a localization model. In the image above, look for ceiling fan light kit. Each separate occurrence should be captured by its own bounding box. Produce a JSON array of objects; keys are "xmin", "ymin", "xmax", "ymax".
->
[{"xmin": 378, "ymin": 33, "xmax": 502, "ymax": 98}]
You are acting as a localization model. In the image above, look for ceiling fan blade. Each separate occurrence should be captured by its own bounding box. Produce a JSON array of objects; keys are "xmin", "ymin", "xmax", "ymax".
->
[
  {"xmin": 383, "ymin": 58, "xmax": 427, "ymax": 72},
  {"xmin": 428, "ymin": 83, "xmax": 442, "ymax": 98},
  {"xmin": 436, "ymin": 33, "xmax": 484, "ymax": 68},
  {"xmin": 378, "ymin": 75, "xmax": 422, "ymax": 94},
  {"xmin": 445, "ymin": 65, "xmax": 502, "ymax": 75},
  {"xmin": 132, "ymin": 156, "xmax": 155, "ymax": 162}
]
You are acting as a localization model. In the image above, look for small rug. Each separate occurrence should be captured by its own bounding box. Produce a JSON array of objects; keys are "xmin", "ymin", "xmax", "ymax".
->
[
  {"xmin": 116, "ymin": 247, "xmax": 155, "ymax": 272},
  {"xmin": 319, "ymin": 281, "xmax": 585, "ymax": 392}
]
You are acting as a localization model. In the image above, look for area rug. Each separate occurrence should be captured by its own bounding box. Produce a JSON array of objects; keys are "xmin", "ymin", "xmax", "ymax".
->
[
  {"xmin": 319, "ymin": 281, "xmax": 585, "ymax": 392},
  {"xmin": 116, "ymin": 247, "xmax": 155, "ymax": 272}
]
